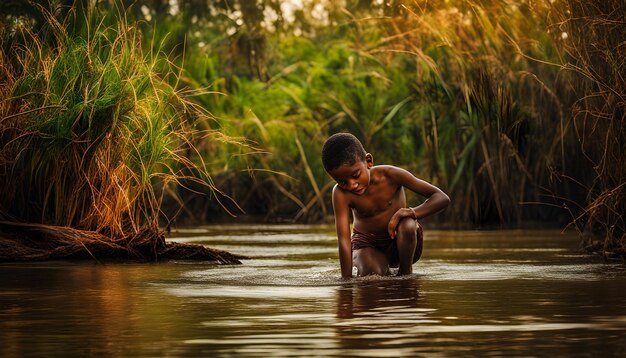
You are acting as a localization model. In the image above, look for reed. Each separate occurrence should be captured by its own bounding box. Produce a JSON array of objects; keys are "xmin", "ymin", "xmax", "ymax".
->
[
  {"xmin": 552, "ymin": 0, "xmax": 626, "ymax": 256},
  {"xmin": 370, "ymin": 0, "xmax": 585, "ymax": 226},
  {"xmin": 152, "ymin": 0, "xmax": 571, "ymax": 224},
  {"xmin": 0, "ymin": 2, "xmax": 242, "ymax": 261},
  {"xmin": 103, "ymin": 0, "xmax": 618, "ymax": 238}
]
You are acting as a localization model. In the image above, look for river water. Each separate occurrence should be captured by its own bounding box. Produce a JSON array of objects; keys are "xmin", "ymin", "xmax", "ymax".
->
[{"xmin": 1, "ymin": 225, "xmax": 626, "ymax": 356}]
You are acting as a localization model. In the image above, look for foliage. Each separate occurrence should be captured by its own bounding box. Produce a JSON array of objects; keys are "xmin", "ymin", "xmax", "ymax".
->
[
  {"xmin": 3, "ymin": 0, "xmax": 624, "ymax": 257},
  {"xmin": 377, "ymin": 1, "xmax": 577, "ymax": 225},
  {"xmin": 552, "ymin": 0, "xmax": 626, "ymax": 255},
  {"xmin": 154, "ymin": 0, "xmax": 579, "ymax": 226},
  {"xmin": 0, "ymin": 2, "xmax": 235, "ymax": 238}
]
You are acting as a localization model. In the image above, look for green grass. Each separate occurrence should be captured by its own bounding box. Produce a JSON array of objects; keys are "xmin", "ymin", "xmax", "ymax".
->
[
  {"xmin": 0, "ymin": 2, "xmax": 237, "ymax": 237},
  {"xmin": 2, "ymin": 1, "xmax": 622, "ymax": 254}
]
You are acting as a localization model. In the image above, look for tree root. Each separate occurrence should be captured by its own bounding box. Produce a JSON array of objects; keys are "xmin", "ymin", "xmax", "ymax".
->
[{"xmin": 0, "ymin": 221, "xmax": 247, "ymax": 264}]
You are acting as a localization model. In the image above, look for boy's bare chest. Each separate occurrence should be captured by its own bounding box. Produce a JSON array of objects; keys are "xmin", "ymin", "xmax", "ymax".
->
[{"xmin": 351, "ymin": 184, "xmax": 405, "ymax": 218}]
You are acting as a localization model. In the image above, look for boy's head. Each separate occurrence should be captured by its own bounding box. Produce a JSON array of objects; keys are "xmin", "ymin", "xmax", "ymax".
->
[{"xmin": 321, "ymin": 133, "xmax": 367, "ymax": 172}]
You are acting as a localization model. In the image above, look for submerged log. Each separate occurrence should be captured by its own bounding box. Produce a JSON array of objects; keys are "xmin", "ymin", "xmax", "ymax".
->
[{"xmin": 0, "ymin": 221, "xmax": 246, "ymax": 264}]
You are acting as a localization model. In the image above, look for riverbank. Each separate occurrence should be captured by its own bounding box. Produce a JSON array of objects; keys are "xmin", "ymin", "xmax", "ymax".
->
[{"xmin": 0, "ymin": 222, "xmax": 245, "ymax": 264}]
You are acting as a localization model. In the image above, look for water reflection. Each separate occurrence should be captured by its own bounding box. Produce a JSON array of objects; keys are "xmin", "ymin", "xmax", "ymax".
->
[
  {"xmin": 3, "ymin": 227, "xmax": 626, "ymax": 356},
  {"xmin": 0, "ymin": 264, "xmax": 142, "ymax": 356},
  {"xmin": 0, "ymin": 263, "xmax": 194, "ymax": 356},
  {"xmin": 336, "ymin": 277, "xmax": 422, "ymax": 319},
  {"xmin": 335, "ymin": 278, "xmax": 434, "ymax": 354}
]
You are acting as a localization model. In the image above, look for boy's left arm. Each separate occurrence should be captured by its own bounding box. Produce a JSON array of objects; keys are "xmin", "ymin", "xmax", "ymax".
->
[{"xmin": 386, "ymin": 166, "xmax": 450, "ymax": 238}]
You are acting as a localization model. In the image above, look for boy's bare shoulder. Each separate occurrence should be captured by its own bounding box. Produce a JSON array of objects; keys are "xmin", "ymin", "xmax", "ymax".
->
[
  {"xmin": 372, "ymin": 165, "xmax": 422, "ymax": 189},
  {"xmin": 371, "ymin": 165, "xmax": 407, "ymax": 179},
  {"xmin": 332, "ymin": 183, "xmax": 347, "ymax": 198},
  {"xmin": 331, "ymin": 184, "xmax": 352, "ymax": 209}
]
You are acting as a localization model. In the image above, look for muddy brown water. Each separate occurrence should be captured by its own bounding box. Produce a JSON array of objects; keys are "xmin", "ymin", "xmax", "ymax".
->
[{"xmin": 1, "ymin": 226, "xmax": 626, "ymax": 356}]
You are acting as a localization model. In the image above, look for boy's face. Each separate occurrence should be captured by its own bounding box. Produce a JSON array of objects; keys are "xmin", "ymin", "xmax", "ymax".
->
[{"xmin": 328, "ymin": 153, "xmax": 373, "ymax": 195}]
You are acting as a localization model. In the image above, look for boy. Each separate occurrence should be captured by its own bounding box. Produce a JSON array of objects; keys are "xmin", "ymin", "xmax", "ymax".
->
[{"xmin": 321, "ymin": 133, "xmax": 450, "ymax": 278}]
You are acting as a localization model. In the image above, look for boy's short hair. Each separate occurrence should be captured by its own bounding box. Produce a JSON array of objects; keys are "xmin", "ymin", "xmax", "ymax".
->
[{"xmin": 321, "ymin": 133, "xmax": 366, "ymax": 172}]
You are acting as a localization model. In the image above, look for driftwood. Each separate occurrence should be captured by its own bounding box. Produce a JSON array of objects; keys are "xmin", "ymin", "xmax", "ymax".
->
[{"xmin": 0, "ymin": 221, "xmax": 246, "ymax": 264}]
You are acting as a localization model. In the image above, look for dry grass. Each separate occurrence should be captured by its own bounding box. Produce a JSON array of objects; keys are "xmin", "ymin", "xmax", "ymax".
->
[
  {"xmin": 553, "ymin": 0, "xmax": 626, "ymax": 256},
  {"xmin": 0, "ymin": 2, "xmax": 243, "ymax": 262}
]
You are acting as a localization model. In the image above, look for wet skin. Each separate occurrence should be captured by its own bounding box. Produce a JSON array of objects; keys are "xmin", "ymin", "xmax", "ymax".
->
[
  {"xmin": 329, "ymin": 156, "xmax": 407, "ymax": 235},
  {"xmin": 328, "ymin": 153, "xmax": 450, "ymax": 278}
]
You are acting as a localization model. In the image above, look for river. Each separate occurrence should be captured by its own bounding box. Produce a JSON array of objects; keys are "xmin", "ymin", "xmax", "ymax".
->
[{"xmin": 1, "ymin": 225, "xmax": 626, "ymax": 356}]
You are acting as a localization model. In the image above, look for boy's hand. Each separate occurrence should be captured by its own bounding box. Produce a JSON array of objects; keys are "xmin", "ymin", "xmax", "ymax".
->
[{"xmin": 387, "ymin": 207, "xmax": 417, "ymax": 238}]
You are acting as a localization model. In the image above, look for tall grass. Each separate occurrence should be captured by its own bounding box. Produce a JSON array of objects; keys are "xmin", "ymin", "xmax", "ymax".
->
[
  {"xmin": 107, "ymin": 0, "xmax": 620, "ymax": 241},
  {"xmin": 0, "ymin": 3, "xmax": 233, "ymax": 241},
  {"xmin": 145, "ymin": 0, "xmax": 574, "ymax": 225},
  {"xmin": 552, "ymin": 0, "xmax": 625, "ymax": 255},
  {"xmin": 376, "ymin": 1, "xmax": 576, "ymax": 225}
]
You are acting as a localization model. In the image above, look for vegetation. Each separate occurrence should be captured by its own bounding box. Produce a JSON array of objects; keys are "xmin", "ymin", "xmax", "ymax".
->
[
  {"xmin": 144, "ymin": 0, "xmax": 576, "ymax": 226},
  {"xmin": 0, "ymin": 1, "xmax": 243, "ymax": 262},
  {"xmin": 0, "ymin": 0, "xmax": 623, "ymax": 259},
  {"xmin": 551, "ymin": 0, "xmax": 625, "ymax": 257}
]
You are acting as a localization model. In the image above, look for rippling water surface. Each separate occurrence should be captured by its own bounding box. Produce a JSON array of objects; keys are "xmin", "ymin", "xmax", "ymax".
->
[{"xmin": 2, "ymin": 226, "xmax": 626, "ymax": 356}]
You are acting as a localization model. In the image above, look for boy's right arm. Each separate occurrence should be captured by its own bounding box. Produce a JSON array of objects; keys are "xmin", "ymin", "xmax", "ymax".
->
[{"xmin": 332, "ymin": 185, "xmax": 352, "ymax": 279}]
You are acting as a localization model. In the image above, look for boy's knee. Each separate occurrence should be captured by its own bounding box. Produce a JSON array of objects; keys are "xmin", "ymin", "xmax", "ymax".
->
[
  {"xmin": 358, "ymin": 263, "xmax": 388, "ymax": 276},
  {"xmin": 355, "ymin": 254, "xmax": 389, "ymax": 276},
  {"xmin": 397, "ymin": 218, "xmax": 417, "ymax": 238}
]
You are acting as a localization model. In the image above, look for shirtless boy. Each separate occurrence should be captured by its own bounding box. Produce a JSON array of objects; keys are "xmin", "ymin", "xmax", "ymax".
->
[{"xmin": 321, "ymin": 133, "xmax": 450, "ymax": 278}]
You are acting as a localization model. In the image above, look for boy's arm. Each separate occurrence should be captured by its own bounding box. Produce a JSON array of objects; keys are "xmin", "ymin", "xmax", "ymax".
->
[
  {"xmin": 332, "ymin": 185, "xmax": 353, "ymax": 279},
  {"xmin": 386, "ymin": 166, "xmax": 451, "ymax": 238}
]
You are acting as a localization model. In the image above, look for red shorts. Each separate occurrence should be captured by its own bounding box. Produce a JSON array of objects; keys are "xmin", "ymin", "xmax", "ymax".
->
[{"xmin": 351, "ymin": 225, "xmax": 423, "ymax": 267}]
